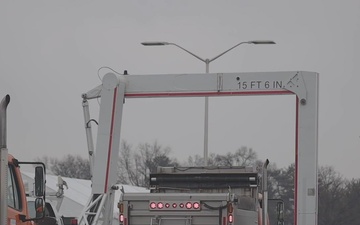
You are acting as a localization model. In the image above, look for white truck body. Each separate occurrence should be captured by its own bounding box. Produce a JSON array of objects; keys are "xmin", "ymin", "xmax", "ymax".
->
[
  {"xmin": 119, "ymin": 166, "xmax": 261, "ymax": 225},
  {"xmin": 122, "ymin": 193, "xmax": 233, "ymax": 225}
]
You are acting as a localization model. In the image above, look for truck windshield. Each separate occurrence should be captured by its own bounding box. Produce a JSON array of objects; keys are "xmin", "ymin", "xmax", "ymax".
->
[{"xmin": 7, "ymin": 165, "xmax": 21, "ymax": 210}]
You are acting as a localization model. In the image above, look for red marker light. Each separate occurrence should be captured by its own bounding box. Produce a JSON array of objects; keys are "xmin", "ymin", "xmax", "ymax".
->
[
  {"xmin": 186, "ymin": 202, "xmax": 192, "ymax": 209},
  {"xmin": 228, "ymin": 214, "xmax": 234, "ymax": 223},
  {"xmin": 119, "ymin": 203, "xmax": 124, "ymax": 213},
  {"xmin": 157, "ymin": 202, "xmax": 164, "ymax": 209},
  {"xmin": 119, "ymin": 214, "xmax": 124, "ymax": 222},
  {"xmin": 193, "ymin": 202, "xmax": 200, "ymax": 209},
  {"xmin": 150, "ymin": 202, "xmax": 156, "ymax": 209},
  {"xmin": 227, "ymin": 203, "xmax": 233, "ymax": 213}
]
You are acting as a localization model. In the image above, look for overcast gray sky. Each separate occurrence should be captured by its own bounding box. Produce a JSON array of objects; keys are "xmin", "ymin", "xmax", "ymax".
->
[{"xmin": 1, "ymin": 1, "xmax": 359, "ymax": 178}]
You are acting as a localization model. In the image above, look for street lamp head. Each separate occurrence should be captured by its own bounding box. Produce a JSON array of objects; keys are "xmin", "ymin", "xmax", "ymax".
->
[
  {"xmin": 141, "ymin": 41, "xmax": 169, "ymax": 46},
  {"xmin": 249, "ymin": 40, "xmax": 276, "ymax": 44}
]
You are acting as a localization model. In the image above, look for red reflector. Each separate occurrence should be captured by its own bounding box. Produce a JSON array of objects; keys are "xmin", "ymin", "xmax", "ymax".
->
[
  {"xmin": 71, "ymin": 219, "xmax": 78, "ymax": 225},
  {"xmin": 119, "ymin": 214, "xmax": 124, "ymax": 222},
  {"xmin": 165, "ymin": 203, "xmax": 170, "ymax": 208},
  {"xmin": 150, "ymin": 202, "xmax": 156, "ymax": 209},
  {"xmin": 193, "ymin": 202, "xmax": 200, "ymax": 209},
  {"xmin": 228, "ymin": 214, "xmax": 233, "ymax": 223},
  {"xmin": 119, "ymin": 203, "xmax": 124, "ymax": 213},
  {"xmin": 157, "ymin": 202, "xmax": 164, "ymax": 209},
  {"xmin": 186, "ymin": 202, "xmax": 192, "ymax": 209},
  {"xmin": 172, "ymin": 203, "xmax": 177, "ymax": 208},
  {"xmin": 179, "ymin": 203, "xmax": 184, "ymax": 208},
  {"xmin": 227, "ymin": 203, "xmax": 233, "ymax": 213}
]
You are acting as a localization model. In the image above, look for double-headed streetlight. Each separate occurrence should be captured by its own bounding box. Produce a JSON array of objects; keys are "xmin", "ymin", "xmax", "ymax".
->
[{"xmin": 141, "ymin": 40, "xmax": 276, "ymax": 166}]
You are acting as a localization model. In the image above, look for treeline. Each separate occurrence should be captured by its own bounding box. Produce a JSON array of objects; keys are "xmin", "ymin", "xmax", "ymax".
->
[{"xmin": 36, "ymin": 141, "xmax": 360, "ymax": 225}]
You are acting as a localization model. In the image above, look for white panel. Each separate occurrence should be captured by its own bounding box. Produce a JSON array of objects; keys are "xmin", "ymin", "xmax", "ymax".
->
[
  {"xmin": 92, "ymin": 73, "xmax": 125, "ymax": 194},
  {"xmin": 296, "ymin": 72, "xmax": 319, "ymax": 225},
  {"xmin": 124, "ymin": 72, "xmax": 295, "ymax": 95}
]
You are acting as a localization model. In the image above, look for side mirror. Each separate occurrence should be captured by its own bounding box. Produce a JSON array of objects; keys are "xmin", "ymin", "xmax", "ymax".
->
[
  {"xmin": 35, "ymin": 198, "xmax": 45, "ymax": 218},
  {"xmin": 34, "ymin": 166, "xmax": 45, "ymax": 197},
  {"xmin": 276, "ymin": 201, "xmax": 284, "ymax": 225}
]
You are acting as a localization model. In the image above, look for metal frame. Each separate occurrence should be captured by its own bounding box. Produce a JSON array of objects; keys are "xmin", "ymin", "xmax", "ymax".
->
[{"xmin": 81, "ymin": 71, "xmax": 318, "ymax": 225}]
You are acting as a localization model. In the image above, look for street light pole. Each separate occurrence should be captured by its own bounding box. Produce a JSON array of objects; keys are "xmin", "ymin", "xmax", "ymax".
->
[
  {"xmin": 141, "ymin": 40, "xmax": 275, "ymax": 166},
  {"xmin": 204, "ymin": 59, "xmax": 210, "ymax": 165}
]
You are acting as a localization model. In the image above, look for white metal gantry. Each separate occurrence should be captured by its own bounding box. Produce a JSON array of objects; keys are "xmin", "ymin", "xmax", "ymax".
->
[{"xmin": 80, "ymin": 71, "xmax": 318, "ymax": 225}]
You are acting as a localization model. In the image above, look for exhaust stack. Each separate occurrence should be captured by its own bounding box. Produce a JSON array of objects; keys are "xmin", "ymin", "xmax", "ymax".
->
[
  {"xmin": 262, "ymin": 159, "xmax": 269, "ymax": 225},
  {"xmin": 0, "ymin": 94, "xmax": 10, "ymax": 148},
  {"xmin": 0, "ymin": 94, "xmax": 10, "ymax": 225}
]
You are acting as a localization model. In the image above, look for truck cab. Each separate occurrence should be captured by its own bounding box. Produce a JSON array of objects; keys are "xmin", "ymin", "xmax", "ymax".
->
[
  {"xmin": 7, "ymin": 154, "xmax": 31, "ymax": 225},
  {"xmin": 5, "ymin": 154, "xmax": 46, "ymax": 225}
]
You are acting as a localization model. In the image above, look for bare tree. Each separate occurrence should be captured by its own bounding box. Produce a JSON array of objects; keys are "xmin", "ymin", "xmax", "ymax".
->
[
  {"xmin": 233, "ymin": 146, "xmax": 257, "ymax": 166},
  {"xmin": 185, "ymin": 146, "xmax": 257, "ymax": 167},
  {"xmin": 185, "ymin": 154, "xmax": 204, "ymax": 166},
  {"xmin": 268, "ymin": 164, "xmax": 295, "ymax": 225},
  {"xmin": 118, "ymin": 140, "xmax": 140, "ymax": 185},
  {"xmin": 213, "ymin": 152, "xmax": 234, "ymax": 166},
  {"xmin": 318, "ymin": 166, "xmax": 346, "ymax": 225},
  {"xmin": 135, "ymin": 141, "xmax": 177, "ymax": 187},
  {"xmin": 342, "ymin": 178, "xmax": 360, "ymax": 225},
  {"xmin": 117, "ymin": 140, "xmax": 178, "ymax": 187},
  {"xmin": 35, "ymin": 154, "xmax": 91, "ymax": 179}
]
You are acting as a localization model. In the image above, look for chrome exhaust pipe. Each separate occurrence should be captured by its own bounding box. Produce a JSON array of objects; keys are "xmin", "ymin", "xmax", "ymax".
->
[
  {"xmin": 0, "ymin": 94, "xmax": 10, "ymax": 149},
  {"xmin": 262, "ymin": 159, "xmax": 269, "ymax": 225},
  {"xmin": 0, "ymin": 95, "xmax": 10, "ymax": 225}
]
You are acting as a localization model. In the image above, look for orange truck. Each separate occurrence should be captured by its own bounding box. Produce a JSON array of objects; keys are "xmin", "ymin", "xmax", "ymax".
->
[{"xmin": 0, "ymin": 95, "xmax": 46, "ymax": 225}]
